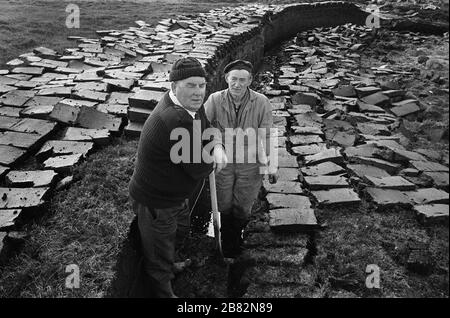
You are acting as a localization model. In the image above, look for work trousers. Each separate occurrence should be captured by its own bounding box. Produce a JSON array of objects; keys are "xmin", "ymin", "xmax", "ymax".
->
[
  {"xmin": 131, "ymin": 198, "xmax": 190, "ymax": 285},
  {"xmin": 216, "ymin": 163, "xmax": 263, "ymax": 222}
]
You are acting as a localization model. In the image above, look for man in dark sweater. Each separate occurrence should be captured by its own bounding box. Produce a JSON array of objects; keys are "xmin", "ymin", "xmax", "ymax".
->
[{"xmin": 129, "ymin": 57, "xmax": 227, "ymax": 298}]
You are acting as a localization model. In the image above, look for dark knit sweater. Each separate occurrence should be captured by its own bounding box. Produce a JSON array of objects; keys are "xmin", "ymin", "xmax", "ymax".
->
[{"xmin": 129, "ymin": 92, "xmax": 218, "ymax": 208}]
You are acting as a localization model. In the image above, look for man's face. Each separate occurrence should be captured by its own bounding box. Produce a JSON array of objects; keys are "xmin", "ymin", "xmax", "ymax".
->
[
  {"xmin": 172, "ymin": 76, "xmax": 206, "ymax": 112},
  {"xmin": 226, "ymin": 69, "xmax": 252, "ymax": 99}
]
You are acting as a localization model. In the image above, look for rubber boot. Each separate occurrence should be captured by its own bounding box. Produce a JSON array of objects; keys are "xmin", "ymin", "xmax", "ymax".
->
[
  {"xmin": 228, "ymin": 220, "xmax": 242, "ymax": 258},
  {"xmin": 232, "ymin": 217, "xmax": 249, "ymax": 256},
  {"xmin": 220, "ymin": 213, "xmax": 236, "ymax": 258},
  {"xmin": 222, "ymin": 215, "xmax": 246, "ymax": 259}
]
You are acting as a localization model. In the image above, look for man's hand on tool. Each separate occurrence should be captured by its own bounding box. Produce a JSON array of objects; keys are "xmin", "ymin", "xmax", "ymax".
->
[
  {"xmin": 213, "ymin": 144, "xmax": 227, "ymax": 173},
  {"xmin": 269, "ymin": 173, "xmax": 278, "ymax": 184},
  {"xmin": 268, "ymin": 164, "xmax": 278, "ymax": 184},
  {"xmin": 261, "ymin": 155, "xmax": 278, "ymax": 184}
]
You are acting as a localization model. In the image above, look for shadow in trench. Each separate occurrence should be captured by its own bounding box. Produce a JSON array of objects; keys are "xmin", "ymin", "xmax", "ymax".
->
[{"xmin": 106, "ymin": 216, "xmax": 146, "ymax": 297}]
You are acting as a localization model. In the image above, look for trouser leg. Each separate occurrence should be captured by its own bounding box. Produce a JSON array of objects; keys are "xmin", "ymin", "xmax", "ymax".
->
[
  {"xmin": 232, "ymin": 163, "xmax": 264, "ymax": 221},
  {"xmin": 216, "ymin": 165, "xmax": 236, "ymax": 257},
  {"xmin": 133, "ymin": 199, "xmax": 188, "ymax": 298},
  {"xmin": 175, "ymin": 199, "xmax": 190, "ymax": 254},
  {"xmin": 216, "ymin": 164, "xmax": 262, "ymax": 257},
  {"xmin": 216, "ymin": 164, "xmax": 234, "ymax": 213},
  {"xmin": 232, "ymin": 163, "xmax": 263, "ymax": 251}
]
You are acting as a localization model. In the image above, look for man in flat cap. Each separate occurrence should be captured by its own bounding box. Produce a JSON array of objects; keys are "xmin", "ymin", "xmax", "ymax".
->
[
  {"xmin": 204, "ymin": 59, "xmax": 277, "ymax": 258},
  {"xmin": 129, "ymin": 57, "xmax": 227, "ymax": 297}
]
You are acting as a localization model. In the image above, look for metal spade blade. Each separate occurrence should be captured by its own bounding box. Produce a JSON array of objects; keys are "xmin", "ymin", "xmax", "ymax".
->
[{"xmin": 208, "ymin": 172, "xmax": 223, "ymax": 258}]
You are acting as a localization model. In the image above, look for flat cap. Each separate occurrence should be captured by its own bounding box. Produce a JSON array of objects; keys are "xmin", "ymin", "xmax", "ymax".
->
[{"xmin": 223, "ymin": 59, "xmax": 253, "ymax": 74}]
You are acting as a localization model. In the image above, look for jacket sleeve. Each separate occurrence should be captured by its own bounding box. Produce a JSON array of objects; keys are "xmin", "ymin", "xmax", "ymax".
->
[
  {"xmin": 204, "ymin": 94, "xmax": 215, "ymax": 123},
  {"xmin": 203, "ymin": 95, "xmax": 223, "ymax": 154},
  {"xmin": 259, "ymin": 96, "xmax": 275, "ymax": 164}
]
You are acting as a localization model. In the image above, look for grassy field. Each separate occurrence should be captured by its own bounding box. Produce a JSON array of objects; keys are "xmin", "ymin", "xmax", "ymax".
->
[{"xmin": 0, "ymin": 138, "xmax": 139, "ymax": 297}]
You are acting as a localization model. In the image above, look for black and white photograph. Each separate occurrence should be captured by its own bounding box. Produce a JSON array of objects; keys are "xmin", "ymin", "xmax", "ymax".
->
[{"xmin": 0, "ymin": 0, "xmax": 448, "ymax": 302}]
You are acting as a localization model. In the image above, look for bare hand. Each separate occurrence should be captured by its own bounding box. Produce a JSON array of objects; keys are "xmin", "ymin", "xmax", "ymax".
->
[{"xmin": 213, "ymin": 145, "xmax": 227, "ymax": 173}]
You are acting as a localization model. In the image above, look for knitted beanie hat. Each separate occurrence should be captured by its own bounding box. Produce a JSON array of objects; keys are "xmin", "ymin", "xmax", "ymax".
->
[{"xmin": 169, "ymin": 57, "xmax": 207, "ymax": 82}]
